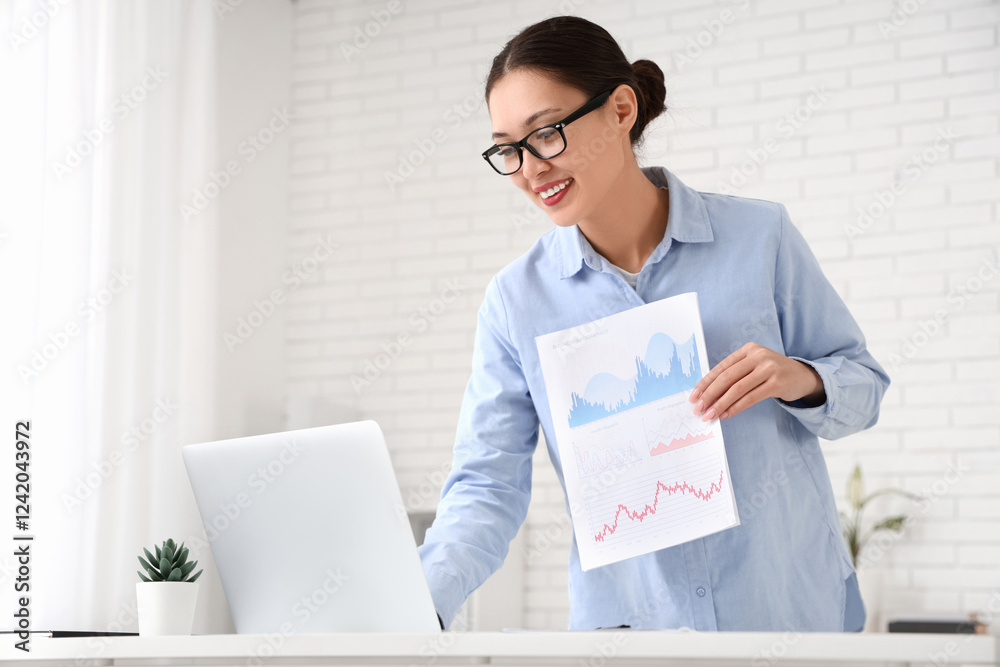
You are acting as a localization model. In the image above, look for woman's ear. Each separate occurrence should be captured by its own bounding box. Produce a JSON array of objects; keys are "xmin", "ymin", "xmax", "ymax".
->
[{"xmin": 608, "ymin": 84, "xmax": 638, "ymax": 140}]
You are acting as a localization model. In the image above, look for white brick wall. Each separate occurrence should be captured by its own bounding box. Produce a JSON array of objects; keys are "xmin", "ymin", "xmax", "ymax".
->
[{"xmin": 286, "ymin": 0, "xmax": 1000, "ymax": 631}]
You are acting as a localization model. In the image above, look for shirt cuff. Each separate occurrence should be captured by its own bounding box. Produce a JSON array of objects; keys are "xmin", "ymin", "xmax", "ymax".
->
[
  {"xmin": 423, "ymin": 566, "xmax": 464, "ymax": 630},
  {"xmin": 774, "ymin": 356, "xmax": 832, "ymax": 425}
]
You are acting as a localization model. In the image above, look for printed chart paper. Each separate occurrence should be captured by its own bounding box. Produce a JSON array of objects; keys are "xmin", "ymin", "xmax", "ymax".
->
[{"xmin": 535, "ymin": 292, "xmax": 739, "ymax": 571}]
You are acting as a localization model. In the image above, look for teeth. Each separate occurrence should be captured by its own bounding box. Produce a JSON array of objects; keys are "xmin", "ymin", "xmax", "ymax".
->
[{"xmin": 540, "ymin": 178, "xmax": 572, "ymax": 199}]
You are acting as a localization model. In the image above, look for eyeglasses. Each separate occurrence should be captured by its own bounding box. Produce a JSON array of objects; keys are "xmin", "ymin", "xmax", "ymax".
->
[{"xmin": 482, "ymin": 89, "xmax": 613, "ymax": 176}]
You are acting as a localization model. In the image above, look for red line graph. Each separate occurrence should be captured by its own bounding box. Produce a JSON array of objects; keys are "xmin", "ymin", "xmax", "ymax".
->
[
  {"xmin": 593, "ymin": 469, "xmax": 725, "ymax": 543},
  {"xmin": 649, "ymin": 430, "xmax": 714, "ymax": 456}
]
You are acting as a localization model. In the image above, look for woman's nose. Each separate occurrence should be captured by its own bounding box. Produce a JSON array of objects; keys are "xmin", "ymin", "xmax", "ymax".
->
[{"xmin": 520, "ymin": 150, "xmax": 548, "ymax": 181}]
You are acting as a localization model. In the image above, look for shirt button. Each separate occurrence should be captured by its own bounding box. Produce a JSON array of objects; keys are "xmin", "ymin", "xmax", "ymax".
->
[{"xmin": 696, "ymin": 587, "xmax": 706, "ymax": 597}]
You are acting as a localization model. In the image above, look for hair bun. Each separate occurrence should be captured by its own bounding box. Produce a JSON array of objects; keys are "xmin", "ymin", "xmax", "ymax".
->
[{"xmin": 631, "ymin": 58, "xmax": 667, "ymax": 116}]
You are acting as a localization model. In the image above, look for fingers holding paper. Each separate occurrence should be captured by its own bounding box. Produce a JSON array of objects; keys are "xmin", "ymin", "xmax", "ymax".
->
[{"xmin": 688, "ymin": 342, "xmax": 825, "ymax": 421}]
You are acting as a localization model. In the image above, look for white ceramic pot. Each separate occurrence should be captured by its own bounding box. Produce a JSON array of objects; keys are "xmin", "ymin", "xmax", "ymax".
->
[{"xmin": 136, "ymin": 582, "xmax": 199, "ymax": 636}]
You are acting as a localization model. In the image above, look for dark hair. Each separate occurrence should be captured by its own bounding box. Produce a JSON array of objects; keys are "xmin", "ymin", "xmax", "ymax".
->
[{"xmin": 485, "ymin": 16, "xmax": 667, "ymax": 147}]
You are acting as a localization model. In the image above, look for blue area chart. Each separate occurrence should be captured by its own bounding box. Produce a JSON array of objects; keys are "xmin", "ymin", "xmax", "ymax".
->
[{"xmin": 567, "ymin": 332, "xmax": 701, "ymax": 428}]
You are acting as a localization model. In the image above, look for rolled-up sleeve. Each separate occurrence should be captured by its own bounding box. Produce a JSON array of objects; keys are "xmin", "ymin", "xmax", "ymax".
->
[
  {"xmin": 771, "ymin": 203, "xmax": 891, "ymax": 440},
  {"xmin": 417, "ymin": 274, "xmax": 540, "ymax": 628}
]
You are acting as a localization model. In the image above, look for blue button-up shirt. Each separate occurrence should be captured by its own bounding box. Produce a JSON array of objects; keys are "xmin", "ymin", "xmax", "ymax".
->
[{"xmin": 418, "ymin": 166, "xmax": 889, "ymax": 632}]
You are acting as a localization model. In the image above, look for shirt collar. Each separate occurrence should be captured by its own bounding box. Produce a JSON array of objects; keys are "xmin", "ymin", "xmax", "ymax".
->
[{"xmin": 555, "ymin": 166, "xmax": 714, "ymax": 280}]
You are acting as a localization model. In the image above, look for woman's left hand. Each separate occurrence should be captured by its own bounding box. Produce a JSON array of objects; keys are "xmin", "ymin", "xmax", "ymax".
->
[{"xmin": 689, "ymin": 342, "xmax": 825, "ymax": 421}]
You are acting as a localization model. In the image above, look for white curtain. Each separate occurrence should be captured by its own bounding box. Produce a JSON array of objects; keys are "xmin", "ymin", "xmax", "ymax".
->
[{"xmin": 1, "ymin": 0, "xmax": 230, "ymax": 632}]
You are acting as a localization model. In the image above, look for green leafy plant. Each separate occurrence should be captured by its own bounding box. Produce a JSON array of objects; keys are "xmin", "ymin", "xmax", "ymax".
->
[
  {"xmin": 137, "ymin": 538, "xmax": 203, "ymax": 583},
  {"xmin": 839, "ymin": 464, "xmax": 921, "ymax": 569}
]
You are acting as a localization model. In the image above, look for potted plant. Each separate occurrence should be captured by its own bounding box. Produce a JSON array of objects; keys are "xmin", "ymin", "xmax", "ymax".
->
[
  {"xmin": 136, "ymin": 538, "xmax": 203, "ymax": 636},
  {"xmin": 839, "ymin": 464, "xmax": 921, "ymax": 632}
]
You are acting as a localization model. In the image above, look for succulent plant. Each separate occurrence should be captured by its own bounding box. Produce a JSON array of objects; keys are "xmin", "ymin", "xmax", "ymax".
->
[{"xmin": 137, "ymin": 538, "xmax": 203, "ymax": 583}]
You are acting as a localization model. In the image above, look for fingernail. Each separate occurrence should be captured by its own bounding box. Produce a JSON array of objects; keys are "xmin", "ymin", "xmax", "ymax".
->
[
  {"xmin": 690, "ymin": 388, "xmax": 701, "ymax": 401},
  {"xmin": 703, "ymin": 408, "xmax": 716, "ymax": 421},
  {"xmin": 719, "ymin": 410, "xmax": 729, "ymax": 419},
  {"xmin": 694, "ymin": 400, "xmax": 704, "ymax": 414}
]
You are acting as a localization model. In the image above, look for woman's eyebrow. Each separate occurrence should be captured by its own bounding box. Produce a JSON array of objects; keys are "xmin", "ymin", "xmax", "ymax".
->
[{"xmin": 492, "ymin": 107, "xmax": 562, "ymax": 140}]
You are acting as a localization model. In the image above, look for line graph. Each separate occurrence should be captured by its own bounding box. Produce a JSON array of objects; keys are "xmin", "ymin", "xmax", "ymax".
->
[
  {"xmin": 642, "ymin": 414, "xmax": 715, "ymax": 457},
  {"xmin": 573, "ymin": 440, "xmax": 642, "ymax": 479},
  {"xmin": 587, "ymin": 456, "xmax": 727, "ymax": 546}
]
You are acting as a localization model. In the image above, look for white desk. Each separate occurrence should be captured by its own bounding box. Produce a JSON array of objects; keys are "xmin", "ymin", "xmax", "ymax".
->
[{"xmin": 1, "ymin": 631, "xmax": 997, "ymax": 667}]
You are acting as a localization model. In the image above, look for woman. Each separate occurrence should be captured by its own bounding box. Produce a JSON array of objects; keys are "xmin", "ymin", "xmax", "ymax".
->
[{"xmin": 418, "ymin": 15, "xmax": 889, "ymax": 632}]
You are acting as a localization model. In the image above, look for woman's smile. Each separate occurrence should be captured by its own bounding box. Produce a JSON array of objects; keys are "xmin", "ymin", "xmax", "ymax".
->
[{"xmin": 535, "ymin": 177, "xmax": 573, "ymax": 206}]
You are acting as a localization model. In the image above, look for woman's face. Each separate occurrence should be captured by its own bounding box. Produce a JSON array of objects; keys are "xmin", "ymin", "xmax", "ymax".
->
[{"xmin": 487, "ymin": 69, "xmax": 633, "ymax": 227}]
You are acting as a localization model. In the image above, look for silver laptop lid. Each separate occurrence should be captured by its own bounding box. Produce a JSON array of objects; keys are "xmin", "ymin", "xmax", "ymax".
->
[{"xmin": 182, "ymin": 420, "xmax": 440, "ymax": 633}]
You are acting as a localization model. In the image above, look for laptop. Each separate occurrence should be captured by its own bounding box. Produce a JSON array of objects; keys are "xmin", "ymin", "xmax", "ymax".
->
[{"xmin": 181, "ymin": 420, "xmax": 441, "ymax": 633}]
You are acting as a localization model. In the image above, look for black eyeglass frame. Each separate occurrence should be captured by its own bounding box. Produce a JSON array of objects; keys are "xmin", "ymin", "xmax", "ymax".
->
[{"xmin": 481, "ymin": 89, "xmax": 614, "ymax": 176}]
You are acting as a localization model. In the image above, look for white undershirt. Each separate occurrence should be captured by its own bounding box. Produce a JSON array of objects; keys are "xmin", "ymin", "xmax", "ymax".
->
[{"xmin": 605, "ymin": 262, "xmax": 640, "ymax": 289}]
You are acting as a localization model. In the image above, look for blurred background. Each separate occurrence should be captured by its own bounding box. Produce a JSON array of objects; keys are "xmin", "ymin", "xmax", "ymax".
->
[{"xmin": 1, "ymin": 0, "xmax": 998, "ymax": 636}]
